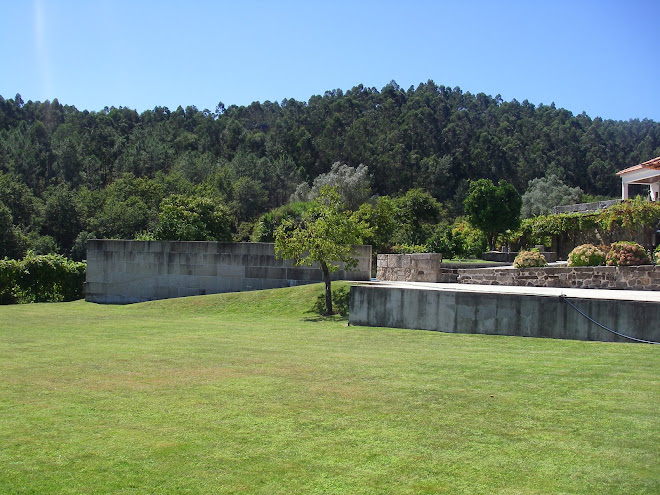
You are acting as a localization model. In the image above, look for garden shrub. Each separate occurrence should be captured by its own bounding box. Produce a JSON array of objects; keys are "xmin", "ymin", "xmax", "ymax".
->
[
  {"xmin": 513, "ymin": 249, "xmax": 548, "ymax": 268},
  {"xmin": 312, "ymin": 285, "xmax": 350, "ymax": 316},
  {"xmin": 427, "ymin": 217, "xmax": 487, "ymax": 259},
  {"xmin": 392, "ymin": 244, "xmax": 429, "ymax": 254},
  {"xmin": 605, "ymin": 241, "xmax": 651, "ymax": 266},
  {"xmin": 0, "ymin": 252, "xmax": 86, "ymax": 304},
  {"xmin": 0, "ymin": 258, "xmax": 20, "ymax": 304},
  {"xmin": 567, "ymin": 244, "xmax": 607, "ymax": 267},
  {"xmin": 655, "ymin": 245, "xmax": 660, "ymax": 265}
]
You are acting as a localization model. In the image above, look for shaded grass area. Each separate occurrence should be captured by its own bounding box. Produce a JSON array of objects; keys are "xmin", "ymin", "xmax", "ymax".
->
[{"xmin": 1, "ymin": 282, "xmax": 659, "ymax": 494}]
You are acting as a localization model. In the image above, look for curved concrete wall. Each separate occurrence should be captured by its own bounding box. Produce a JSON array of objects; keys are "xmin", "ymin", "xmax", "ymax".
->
[{"xmin": 85, "ymin": 240, "xmax": 371, "ymax": 304}]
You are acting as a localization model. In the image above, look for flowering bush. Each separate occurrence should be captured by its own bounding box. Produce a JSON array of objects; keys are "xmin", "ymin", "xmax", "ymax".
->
[
  {"xmin": 513, "ymin": 249, "xmax": 548, "ymax": 268},
  {"xmin": 605, "ymin": 241, "xmax": 651, "ymax": 266},
  {"xmin": 567, "ymin": 244, "xmax": 607, "ymax": 267},
  {"xmin": 654, "ymin": 245, "xmax": 660, "ymax": 265}
]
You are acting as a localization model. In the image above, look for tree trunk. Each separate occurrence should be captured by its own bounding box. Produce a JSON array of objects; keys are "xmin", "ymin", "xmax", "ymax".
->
[{"xmin": 320, "ymin": 261, "xmax": 332, "ymax": 316}]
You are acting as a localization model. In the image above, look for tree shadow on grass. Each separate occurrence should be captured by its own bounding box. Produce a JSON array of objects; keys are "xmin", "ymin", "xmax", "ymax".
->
[{"xmin": 301, "ymin": 310, "xmax": 348, "ymax": 323}]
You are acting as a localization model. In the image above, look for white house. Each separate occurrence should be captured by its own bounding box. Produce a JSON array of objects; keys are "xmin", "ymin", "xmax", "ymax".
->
[{"xmin": 617, "ymin": 156, "xmax": 660, "ymax": 201}]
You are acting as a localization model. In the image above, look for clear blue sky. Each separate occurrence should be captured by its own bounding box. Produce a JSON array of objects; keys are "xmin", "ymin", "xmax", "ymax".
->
[{"xmin": 1, "ymin": 0, "xmax": 658, "ymax": 121}]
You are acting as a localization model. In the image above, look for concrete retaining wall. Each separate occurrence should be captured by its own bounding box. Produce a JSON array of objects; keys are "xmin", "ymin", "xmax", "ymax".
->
[
  {"xmin": 348, "ymin": 284, "xmax": 660, "ymax": 343},
  {"xmin": 457, "ymin": 265, "xmax": 660, "ymax": 290},
  {"xmin": 85, "ymin": 240, "xmax": 371, "ymax": 304}
]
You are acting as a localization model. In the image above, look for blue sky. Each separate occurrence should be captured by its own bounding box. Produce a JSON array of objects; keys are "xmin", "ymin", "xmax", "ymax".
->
[{"xmin": 1, "ymin": 0, "xmax": 658, "ymax": 121}]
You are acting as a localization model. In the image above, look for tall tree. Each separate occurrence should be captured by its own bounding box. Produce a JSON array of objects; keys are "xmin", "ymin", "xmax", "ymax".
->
[{"xmin": 463, "ymin": 179, "xmax": 522, "ymax": 251}]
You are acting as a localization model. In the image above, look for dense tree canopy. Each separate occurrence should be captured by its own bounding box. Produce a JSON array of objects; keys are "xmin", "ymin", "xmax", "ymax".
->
[
  {"xmin": 0, "ymin": 81, "xmax": 658, "ymax": 259},
  {"xmin": 521, "ymin": 175, "xmax": 583, "ymax": 218},
  {"xmin": 464, "ymin": 179, "xmax": 522, "ymax": 250}
]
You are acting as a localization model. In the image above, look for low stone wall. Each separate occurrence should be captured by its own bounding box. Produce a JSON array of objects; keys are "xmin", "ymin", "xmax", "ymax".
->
[
  {"xmin": 457, "ymin": 265, "xmax": 660, "ymax": 290},
  {"xmin": 85, "ymin": 240, "xmax": 372, "ymax": 304}
]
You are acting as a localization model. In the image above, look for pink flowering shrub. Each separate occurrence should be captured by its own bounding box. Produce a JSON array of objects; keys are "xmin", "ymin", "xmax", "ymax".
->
[
  {"xmin": 513, "ymin": 249, "xmax": 547, "ymax": 268},
  {"xmin": 605, "ymin": 241, "xmax": 651, "ymax": 266},
  {"xmin": 567, "ymin": 244, "xmax": 606, "ymax": 267}
]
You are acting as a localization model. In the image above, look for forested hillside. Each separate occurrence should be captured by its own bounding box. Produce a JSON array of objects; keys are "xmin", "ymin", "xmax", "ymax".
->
[{"xmin": 1, "ymin": 80, "xmax": 659, "ymax": 259}]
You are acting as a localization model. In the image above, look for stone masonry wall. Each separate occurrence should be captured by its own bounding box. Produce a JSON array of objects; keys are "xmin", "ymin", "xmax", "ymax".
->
[
  {"xmin": 85, "ymin": 240, "xmax": 372, "ymax": 304},
  {"xmin": 457, "ymin": 265, "xmax": 660, "ymax": 290},
  {"xmin": 376, "ymin": 254, "xmax": 449, "ymax": 282}
]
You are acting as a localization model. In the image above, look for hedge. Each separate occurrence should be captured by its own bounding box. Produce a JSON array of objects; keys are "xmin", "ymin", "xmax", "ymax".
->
[
  {"xmin": 0, "ymin": 252, "xmax": 86, "ymax": 304},
  {"xmin": 513, "ymin": 198, "xmax": 660, "ymax": 248}
]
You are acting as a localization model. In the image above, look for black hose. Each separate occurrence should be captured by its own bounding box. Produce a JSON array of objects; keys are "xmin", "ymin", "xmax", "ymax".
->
[{"xmin": 560, "ymin": 294, "xmax": 660, "ymax": 345}]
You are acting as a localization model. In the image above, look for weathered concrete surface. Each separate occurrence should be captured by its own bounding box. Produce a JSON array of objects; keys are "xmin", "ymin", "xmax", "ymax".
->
[
  {"xmin": 86, "ymin": 240, "xmax": 371, "ymax": 304},
  {"xmin": 349, "ymin": 282, "xmax": 660, "ymax": 343}
]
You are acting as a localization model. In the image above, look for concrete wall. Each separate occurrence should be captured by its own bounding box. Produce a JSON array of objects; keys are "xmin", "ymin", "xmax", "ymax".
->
[
  {"xmin": 457, "ymin": 265, "xmax": 660, "ymax": 290},
  {"xmin": 85, "ymin": 240, "xmax": 371, "ymax": 304},
  {"xmin": 348, "ymin": 285, "xmax": 660, "ymax": 343}
]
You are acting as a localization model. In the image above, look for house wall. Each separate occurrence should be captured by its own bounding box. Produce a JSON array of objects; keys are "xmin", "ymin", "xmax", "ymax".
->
[{"xmin": 85, "ymin": 240, "xmax": 372, "ymax": 304}]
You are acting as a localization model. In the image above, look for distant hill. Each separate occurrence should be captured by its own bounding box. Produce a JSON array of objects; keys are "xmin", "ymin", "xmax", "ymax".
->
[{"xmin": 1, "ymin": 80, "xmax": 659, "ymax": 257}]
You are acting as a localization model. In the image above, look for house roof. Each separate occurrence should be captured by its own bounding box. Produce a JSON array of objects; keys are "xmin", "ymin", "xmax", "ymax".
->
[{"xmin": 617, "ymin": 156, "xmax": 660, "ymax": 176}]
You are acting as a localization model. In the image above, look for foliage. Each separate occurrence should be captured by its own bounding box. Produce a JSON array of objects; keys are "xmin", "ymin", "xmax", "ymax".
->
[
  {"xmin": 567, "ymin": 244, "xmax": 607, "ymax": 267},
  {"xmin": 605, "ymin": 241, "xmax": 651, "ymax": 266},
  {"xmin": 513, "ymin": 248, "xmax": 548, "ymax": 268},
  {"xmin": 464, "ymin": 179, "xmax": 522, "ymax": 250},
  {"xmin": 354, "ymin": 196, "xmax": 398, "ymax": 253},
  {"xmin": 392, "ymin": 188, "xmax": 445, "ymax": 246},
  {"xmin": 0, "ymin": 252, "xmax": 86, "ymax": 304},
  {"xmin": 428, "ymin": 217, "xmax": 487, "ymax": 259},
  {"xmin": 1, "ymin": 86, "xmax": 660, "ymax": 256},
  {"xmin": 291, "ymin": 162, "xmax": 372, "ymax": 211},
  {"xmin": 228, "ymin": 175, "xmax": 267, "ymax": 224},
  {"xmin": 521, "ymin": 174, "xmax": 583, "ymax": 218},
  {"xmin": 0, "ymin": 201, "xmax": 27, "ymax": 258},
  {"xmin": 392, "ymin": 244, "xmax": 429, "ymax": 254},
  {"xmin": 514, "ymin": 199, "xmax": 660, "ymax": 250},
  {"xmin": 251, "ymin": 201, "xmax": 312, "ymax": 242},
  {"xmin": 311, "ymin": 284, "xmax": 350, "ymax": 316},
  {"xmin": 0, "ymin": 257, "xmax": 20, "ymax": 304},
  {"xmin": 274, "ymin": 186, "xmax": 368, "ymax": 315},
  {"xmin": 655, "ymin": 245, "xmax": 660, "ymax": 264},
  {"xmin": 153, "ymin": 195, "xmax": 232, "ymax": 241}
]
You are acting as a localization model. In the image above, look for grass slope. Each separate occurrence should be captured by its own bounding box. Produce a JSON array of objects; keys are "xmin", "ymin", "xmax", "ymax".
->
[{"xmin": 1, "ymin": 282, "xmax": 658, "ymax": 494}]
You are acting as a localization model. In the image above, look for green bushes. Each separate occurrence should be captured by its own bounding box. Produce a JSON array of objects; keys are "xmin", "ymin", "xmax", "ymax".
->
[
  {"xmin": 605, "ymin": 241, "xmax": 651, "ymax": 266},
  {"xmin": 513, "ymin": 249, "xmax": 547, "ymax": 268},
  {"xmin": 513, "ymin": 198, "xmax": 660, "ymax": 250},
  {"xmin": 0, "ymin": 252, "xmax": 86, "ymax": 304},
  {"xmin": 312, "ymin": 285, "xmax": 350, "ymax": 316},
  {"xmin": 567, "ymin": 244, "xmax": 607, "ymax": 267}
]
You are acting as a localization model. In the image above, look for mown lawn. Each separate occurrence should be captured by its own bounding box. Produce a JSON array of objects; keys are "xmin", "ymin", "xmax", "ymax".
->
[{"xmin": 1, "ymin": 282, "xmax": 658, "ymax": 494}]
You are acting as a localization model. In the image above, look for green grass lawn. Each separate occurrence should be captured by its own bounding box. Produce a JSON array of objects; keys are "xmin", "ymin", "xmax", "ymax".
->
[{"xmin": 1, "ymin": 282, "xmax": 658, "ymax": 494}]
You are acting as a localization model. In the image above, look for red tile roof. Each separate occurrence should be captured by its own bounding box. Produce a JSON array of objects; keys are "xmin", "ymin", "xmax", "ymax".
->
[{"xmin": 617, "ymin": 156, "xmax": 660, "ymax": 176}]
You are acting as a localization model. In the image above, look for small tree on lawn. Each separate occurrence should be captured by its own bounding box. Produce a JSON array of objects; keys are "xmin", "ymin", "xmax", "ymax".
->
[
  {"xmin": 274, "ymin": 186, "xmax": 368, "ymax": 316},
  {"xmin": 463, "ymin": 178, "xmax": 522, "ymax": 251}
]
